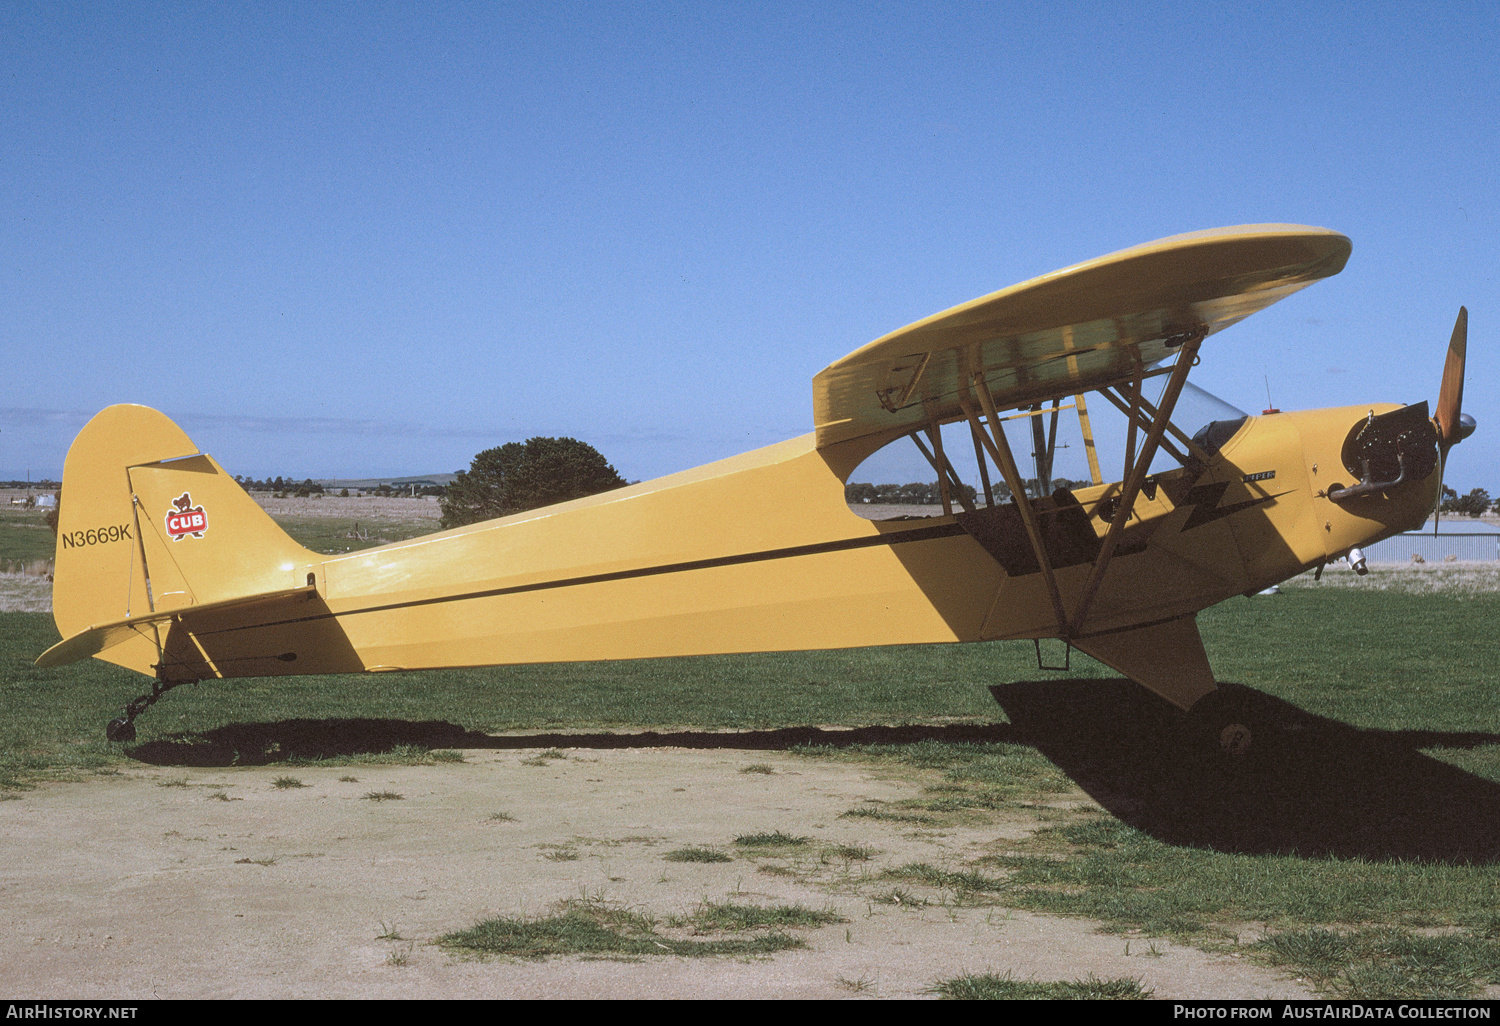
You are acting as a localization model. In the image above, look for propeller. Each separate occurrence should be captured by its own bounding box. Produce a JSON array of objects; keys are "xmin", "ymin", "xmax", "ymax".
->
[{"xmin": 1433, "ymin": 307, "xmax": 1473, "ymax": 534}]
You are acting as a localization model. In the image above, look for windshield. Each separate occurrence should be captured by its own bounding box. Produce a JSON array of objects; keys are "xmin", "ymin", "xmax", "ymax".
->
[
  {"xmin": 1140, "ymin": 369, "xmax": 1251, "ymax": 458},
  {"xmin": 1172, "ymin": 382, "xmax": 1249, "ymax": 456}
]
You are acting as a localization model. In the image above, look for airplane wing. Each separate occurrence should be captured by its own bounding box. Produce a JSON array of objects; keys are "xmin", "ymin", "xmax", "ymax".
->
[{"xmin": 812, "ymin": 224, "xmax": 1350, "ymax": 448}]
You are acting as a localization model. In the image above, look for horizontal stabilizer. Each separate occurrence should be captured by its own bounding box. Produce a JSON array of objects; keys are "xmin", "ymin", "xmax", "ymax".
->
[{"xmin": 36, "ymin": 584, "xmax": 317, "ymax": 669}]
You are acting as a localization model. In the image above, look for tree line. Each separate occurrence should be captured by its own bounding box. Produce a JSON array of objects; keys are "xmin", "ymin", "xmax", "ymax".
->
[
  {"xmin": 235, "ymin": 476, "xmax": 326, "ymax": 496},
  {"xmin": 231, "ymin": 476, "xmax": 446, "ymax": 498},
  {"xmin": 1439, "ymin": 487, "xmax": 1495, "ymax": 517}
]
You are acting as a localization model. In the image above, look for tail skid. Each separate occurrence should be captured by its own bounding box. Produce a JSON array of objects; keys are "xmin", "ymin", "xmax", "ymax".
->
[{"xmin": 48, "ymin": 405, "xmax": 320, "ymax": 677}]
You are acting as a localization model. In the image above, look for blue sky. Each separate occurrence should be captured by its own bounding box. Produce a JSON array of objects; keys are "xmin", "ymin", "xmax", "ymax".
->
[{"xmin": 3, "ymin": 2, "xmax": 1496, "ymax": 490}]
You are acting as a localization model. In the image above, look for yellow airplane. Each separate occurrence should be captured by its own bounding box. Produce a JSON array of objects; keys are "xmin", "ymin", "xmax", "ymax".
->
[{"xmin": 39, "ymin": 224, "xmax": 1473, "ymax": 754}]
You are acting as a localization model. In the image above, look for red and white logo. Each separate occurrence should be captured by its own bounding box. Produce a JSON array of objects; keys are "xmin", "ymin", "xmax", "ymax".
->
[{"xmin": 165, "ymin": 492, "xmax": 208, "ymax": 540}]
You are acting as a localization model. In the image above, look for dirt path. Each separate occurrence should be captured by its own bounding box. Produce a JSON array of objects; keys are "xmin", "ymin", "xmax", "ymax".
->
[{"xmin": 0, "ymin": 746, "xmax": 1311, "ymax": 999}]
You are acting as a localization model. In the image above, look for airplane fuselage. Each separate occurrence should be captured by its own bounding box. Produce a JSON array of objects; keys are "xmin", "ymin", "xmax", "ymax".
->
[{"xmin": 103, "ymin": 403, "xmax": 1434, "ymax": 701}]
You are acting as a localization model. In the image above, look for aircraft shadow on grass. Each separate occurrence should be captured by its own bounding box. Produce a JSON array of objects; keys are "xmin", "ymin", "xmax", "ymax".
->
[
  {"xmin": 990, "ymin": 679, "xmax": 1500, "ymax": 865},
  {"xmin": 127, "ymin": 678, "xmax": 1500, "ymax": 864}
]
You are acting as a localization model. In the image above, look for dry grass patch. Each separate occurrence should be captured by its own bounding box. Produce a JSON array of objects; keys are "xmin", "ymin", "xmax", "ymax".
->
[{"xmin": 439, "ymin": 898, "xmax": 806, "ymax": 961}]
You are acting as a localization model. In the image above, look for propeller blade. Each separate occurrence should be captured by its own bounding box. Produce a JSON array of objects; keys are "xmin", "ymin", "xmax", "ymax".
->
[
  {"xmin": 1433, "ymin": 307, "xmax": 1471, "ymax": 535},
  {"xmin": 1436, "ymin": 306, "xmax": 1467, "ymax": 447}
]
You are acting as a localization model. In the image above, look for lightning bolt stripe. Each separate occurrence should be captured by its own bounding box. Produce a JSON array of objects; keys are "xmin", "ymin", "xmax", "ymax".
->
[{"xmin": 1177, "ymin": 480, "xmax": 1286, "ymax": 532}]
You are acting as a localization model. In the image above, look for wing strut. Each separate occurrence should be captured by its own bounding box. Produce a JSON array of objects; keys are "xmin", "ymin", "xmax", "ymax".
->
[
  {"xmin": 1075, "ymin": 393, "xmax": 1104, "ymax": 486},
  {"xmin": 1097, "ymin": 388, "xmax": 1193, "ymax": 467},
  {"xmin": 968, "ymin": 417, "xmax": 996, "ymax": 506},
  {"xmin": 1121, "ymin": 371, "xmax": 1142, "ymax": 484},
  {"xmin": 1026, "ymin": 399, "xmax": 1063, "ymax": 498},
  {"xmin": 1029, "ymin": 403, "xmax": 1050, "ymax": 497},
  {"xmin": 963, "ymin": 382, "xmax": 1069, "ymax": 637},
  {"xmin": 909, "ymin": 425, "xmax": 975, "ymax": 515},
  {"xmin": 1069, "ymin": 335, "xmax": 1203, "ymax": 637},
  {"xmin": 1097, "ymin": 385, "xmax": 1214, "ymax": 467}
]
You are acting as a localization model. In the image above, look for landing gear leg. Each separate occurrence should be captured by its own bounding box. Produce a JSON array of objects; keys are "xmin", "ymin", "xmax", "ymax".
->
[{"xmin": 104, "ymin": 675, "xmax": 193, "ymax": 743}]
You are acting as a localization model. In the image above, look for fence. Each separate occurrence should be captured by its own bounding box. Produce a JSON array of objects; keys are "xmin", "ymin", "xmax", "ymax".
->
[{"xmin": 1362, "ymin": 532, "xmax": 1500, "ymax": 563}]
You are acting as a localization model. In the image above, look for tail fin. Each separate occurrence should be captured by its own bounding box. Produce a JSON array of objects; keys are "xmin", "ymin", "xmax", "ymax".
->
[{"xmin": 51, "ymin": 405, "xmax": 318, "ymax": 677}]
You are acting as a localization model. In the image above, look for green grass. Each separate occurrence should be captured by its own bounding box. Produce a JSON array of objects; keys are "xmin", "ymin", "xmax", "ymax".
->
[
  {"xmin": 823, "ymin": 844, "xmax": 877, "ymax": 862},
  {"xmin": 264, "ymin": 514, "xmax": 435, "ymax": 555},
  {"xmin": 873, "ymin": 808, "xmax": 1500, "ymax": 997},
  {"xmin": 439, "ymin": 899, "xmax": 806, "ymax": 960},
  {"xmin": 1255, "ymin": 928, "xmax": 1500, "ymax": 1000},
  {"xmin": 930, "ymin": 973, "xmax": 1150, "ymax": 1000},
  {"xmin": 1199, "ymin": 586, "xmax": 1500, "ymax": 739},
  {"xmin": 811, "ymin": 739, "xmax": 1076, "ymax": 822},
  {"xmin": 978, "ymin": 817, "xmax": 1500, "ymax": 934},
  {"xmin": 7, "ymin": 576, "xmax": 1500, "ymax": 995},
  {"xmin": 272, "ymin": 776, "xmax": 306, "ymax": 789},
  {"xmin": 663, "ymin": 846, "xmax": 732, "ymax": 863},
  {"xmin": 876, "ymin": 887, "xmax": 928, "ymax": 907},
  {"xmin": 883, "ymin": 862, "xmax": 1008, "ymax": 895},
  {"xmin": 11, "ymin": 584, "xmax": 1493, "ymax": 782},
  {"xmin": 734, "ymin": 831, "xmax": 810, "ymax": 848},
  {"xmin": 0, "ymin": 507, "xmax": 56, "ymax": 565},
  {"xmin": 678, "ymin": 901, "xmax": 846, "ymax": 931},
  {"xmin": 0, "ymin": 614, "xmax": 1035, "ymax": 788}
]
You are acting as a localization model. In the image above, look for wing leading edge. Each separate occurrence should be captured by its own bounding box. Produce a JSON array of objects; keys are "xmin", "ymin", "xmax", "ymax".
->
[{"xmin": 812, "ymin": 224, "xmax": 1351, "ymax": 449}]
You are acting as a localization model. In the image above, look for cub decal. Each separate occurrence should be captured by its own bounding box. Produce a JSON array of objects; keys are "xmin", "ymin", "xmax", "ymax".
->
[{"xmin": 165, "ymin": 492, "xmax": 208, "ymax": 541}]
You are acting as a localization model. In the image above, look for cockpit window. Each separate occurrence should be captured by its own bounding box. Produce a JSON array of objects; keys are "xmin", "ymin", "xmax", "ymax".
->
[{"xmin": 1168, "ymin": 380, "xmax": 1250, "ymax": 458}]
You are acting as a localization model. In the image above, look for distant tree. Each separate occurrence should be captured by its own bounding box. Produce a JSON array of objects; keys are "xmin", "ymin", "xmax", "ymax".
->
[
  {"xmin": 1439, "ymin": 486, "xmax": 1484, "ymax": 516},
  {"xmin": 440, "ymin": 437, "xmax": 627, "ymax": 529},
  {"xmin": 43, "ymin": 489, "xmax": 60, "ymax": 534},
  {"xmin": 1451, "ymin": 488, "xmax": 1491, "ymax": 517}
]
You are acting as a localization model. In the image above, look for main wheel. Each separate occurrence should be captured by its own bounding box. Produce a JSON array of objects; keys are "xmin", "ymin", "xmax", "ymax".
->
[
  {"xmin": 1211, "ymin": 718, "xmax": 1254, "ymax": 757},
  {"xmin": 1184, "ymin": 688, "xmax": 1264, "ymax": 760},
  {"xmin": 105, "ymin": 717, "xmax": 136, "ymax": 743}
]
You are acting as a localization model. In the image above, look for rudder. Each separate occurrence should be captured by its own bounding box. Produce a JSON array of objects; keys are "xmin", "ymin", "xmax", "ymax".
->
[{"xmin": 53, "ymin": 405, "xmax": 317, "ymax": 677}]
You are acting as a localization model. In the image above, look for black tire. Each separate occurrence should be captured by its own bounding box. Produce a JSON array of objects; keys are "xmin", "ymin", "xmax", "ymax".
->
[
  {"xmin": 1184, "ymin": 687, "xmax": 1264, "ymax": 760},
  {"xmin": 105, "ymin": 717, "xmax": 136, "ymax": 743}
]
